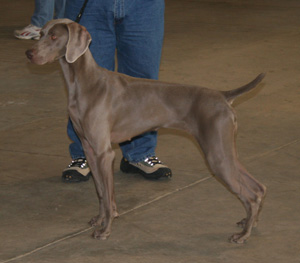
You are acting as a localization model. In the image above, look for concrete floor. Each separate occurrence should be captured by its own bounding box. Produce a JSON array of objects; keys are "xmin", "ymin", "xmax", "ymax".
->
[{"xmin": 1, "ymin": 0, "xmax": 300, "ymax": 262}]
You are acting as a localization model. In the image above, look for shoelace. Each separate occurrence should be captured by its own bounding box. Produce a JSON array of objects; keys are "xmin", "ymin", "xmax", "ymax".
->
[
  {"xmin": 68, "ymin": 158, "xmax": 88, "ymax": 169},
  {"xmin": 144, "ymin": 157, "xmax": 162, "ymax": 167}
]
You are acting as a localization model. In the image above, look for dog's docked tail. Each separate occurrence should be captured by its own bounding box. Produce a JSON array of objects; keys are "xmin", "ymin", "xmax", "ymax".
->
[{"xmin": 223, "ymin": 73, "xmax": 266, "ymax": 104}]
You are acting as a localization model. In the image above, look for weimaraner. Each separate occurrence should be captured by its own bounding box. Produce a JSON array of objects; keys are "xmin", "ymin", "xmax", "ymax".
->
[{"xmin": 26, "ymin": 19, "xmax": 266, "ymax": 244}]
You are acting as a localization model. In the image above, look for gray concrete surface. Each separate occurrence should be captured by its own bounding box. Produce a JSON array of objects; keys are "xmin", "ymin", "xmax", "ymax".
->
[{"xmin": 1, "ymin": 0, "xmax": 300, "ymax": 262}]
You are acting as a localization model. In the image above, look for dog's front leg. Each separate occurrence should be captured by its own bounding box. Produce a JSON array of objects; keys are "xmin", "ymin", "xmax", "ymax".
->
[{"xmin": 82, "ymin": 139, "xmax": 118, "ymax": 240}]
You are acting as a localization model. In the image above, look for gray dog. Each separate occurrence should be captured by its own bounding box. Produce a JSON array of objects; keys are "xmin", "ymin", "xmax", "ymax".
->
[{"xmin": 26, "ymin": 19, "xmax": 266, "ymax": 243}]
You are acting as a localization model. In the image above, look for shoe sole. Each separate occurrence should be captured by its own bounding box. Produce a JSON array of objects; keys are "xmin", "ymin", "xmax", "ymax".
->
[
  {"xmin": 62, "ymin": 171, "xmax": 91, "ymax": 183},
  {"xmin": 14, "ymin": 34, "xmax": 40, "ymax": 40}
]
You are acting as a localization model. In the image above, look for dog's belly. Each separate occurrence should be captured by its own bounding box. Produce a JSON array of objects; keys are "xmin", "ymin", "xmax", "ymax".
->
[
  {"xmin": 110, "ymin": 125, "xmax": 160, "ymax": 144},
  {"xmin": 110, "ymin": 131, "xmax": 132, "ymax": 144}
]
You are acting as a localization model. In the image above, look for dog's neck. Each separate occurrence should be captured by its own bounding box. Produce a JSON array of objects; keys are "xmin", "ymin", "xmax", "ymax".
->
[
  {"xmin": 60, "ymin": 49, "xmax": 99, "ymax": 80},
  {"xmin": 59, "ymin": 48, "xmax": 110, "ymax": 114},
  {"xmin": 59, "ymin": 49, "xmax": 110, "ymax": 92},
  {"xmin": 59, "ymin": 49, "xmax": 101, "ymax": 125}
]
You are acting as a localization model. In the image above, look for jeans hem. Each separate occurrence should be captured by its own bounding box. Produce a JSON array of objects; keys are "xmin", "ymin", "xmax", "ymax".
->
[
  {"xmin": 70, "ymin": 155, "xmax": 86, "ymax": 160},
  {"xmin": 124, "ymin": 152, "xmax": 156, "ymax": 163}
]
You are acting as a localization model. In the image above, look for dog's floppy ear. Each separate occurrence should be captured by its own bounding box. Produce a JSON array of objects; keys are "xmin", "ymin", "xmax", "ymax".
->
[{"xmin": 65, "ymin": 22, "xmax": 92, "ymax": 63}]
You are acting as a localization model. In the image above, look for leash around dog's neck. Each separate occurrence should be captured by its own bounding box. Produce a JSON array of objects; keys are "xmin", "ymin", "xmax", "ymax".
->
[{"xmin": 75, "ymin": 0, "xmax": 89, "ymax": 23}]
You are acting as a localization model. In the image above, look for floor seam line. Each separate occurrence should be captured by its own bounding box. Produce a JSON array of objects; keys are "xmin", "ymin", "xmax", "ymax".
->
[
  {"xmin": 0, "ymin": 176, "xmax": 212, "ymax": 263},
  {"xmin": 119, "ymin": 176, "xmax": 213, "ymax": 217},
  {"xmin": 0, "ymin": 148, "xmax": 67, "ymax": 158},
  {"xmin": 245, "ymin": 138, "xmax": 300, "ymax": 162}
]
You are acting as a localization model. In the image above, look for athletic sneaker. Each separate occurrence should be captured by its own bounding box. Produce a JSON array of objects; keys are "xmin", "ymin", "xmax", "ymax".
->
[
  {"xmin": 62, "ymin": 158, "xmax": 92, "ymax": 183},
  {"xmin": 14, "ymin": 24, "xmax": 41, "ymax": 40},
  {"xmin": 120, "ymin": 156, "xmax": 172, "ymax": 180}
]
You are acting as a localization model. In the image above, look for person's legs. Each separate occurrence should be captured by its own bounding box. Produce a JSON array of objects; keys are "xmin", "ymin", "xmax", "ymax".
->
[
  {"xmin": 119, "ymin": 132, "xmax": 157, "ymax": 163},
  {"xmin": 116, "ymin": 0, "xmax": 165, "ymax": 80},
  {"xmin": 116, "ymin": 0, "xmax": 171, "ymax": 178},
  {"xmin": 116, "ymin": 0, "xmax": 165, "ymax": 163},
  {"xmin": 63, "ymin": 0, "xmax": 171, "ymax": 181},
  {"xmin": 31, "ymin": 0, "xmax": 55, "ymax": 27},
  {"xmin": 14, "ymin": 0, "xmax": 55, "ymax": 40},
  {"xmin": 66, "ymin": 0, "xmax": 117, "ymax": 68},
  {"xmin": 67, "ymin": 118, "xmax": 85, "ymax": 160},
  {"xmin": 54, "ymin": 0, "xmax": 66, "ymax": 19}
]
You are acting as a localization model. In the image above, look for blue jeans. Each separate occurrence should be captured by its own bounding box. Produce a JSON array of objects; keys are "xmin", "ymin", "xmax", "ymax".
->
[
  {"xmin": 31, "ymin": 0, "xmax": 66, "ymax": 27},
  {"xmin": 65, "ymin": 0, "xmax": 165, "ymax": 162}
]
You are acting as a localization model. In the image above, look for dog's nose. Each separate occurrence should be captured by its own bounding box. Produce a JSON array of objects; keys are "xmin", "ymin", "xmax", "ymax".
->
[{"xmin": 25, "ymin": 50, "xmax": 33, "ymax": 60}]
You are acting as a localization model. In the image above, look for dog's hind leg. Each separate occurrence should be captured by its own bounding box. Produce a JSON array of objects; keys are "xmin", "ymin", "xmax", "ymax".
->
[
  {"xmin": 194, "ymin": 108, "xmax": 266, "ymax": 243},
  {"xmin": 234, "ymin": 162, "xmax": 266, "ymax": 229}
]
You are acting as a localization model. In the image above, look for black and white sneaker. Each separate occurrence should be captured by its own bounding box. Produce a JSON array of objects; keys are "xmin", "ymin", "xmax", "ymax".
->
[
  {"xmin": 120, "ymin": 156, "xmax": 172, "ymax": 180},
  {"xmin": 62, "ymin": 158, "xmax": 92, "ymax": 183}
]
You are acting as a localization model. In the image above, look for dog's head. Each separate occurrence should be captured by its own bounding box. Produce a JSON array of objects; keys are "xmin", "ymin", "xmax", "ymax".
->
[{"xmin": 26, "ymin": 19, "xmax": 92, "ymax": 65}]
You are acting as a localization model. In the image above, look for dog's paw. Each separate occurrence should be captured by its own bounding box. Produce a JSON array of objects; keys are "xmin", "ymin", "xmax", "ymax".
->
[
  {"xmin": 89, "ymin": 215, "xmax": 103, "ymax": 227},
  {"xmin": 236, "ymin": 218, "xmax": 247, "ymax": 228},
  {"xmin": 113, "ymin": 211, "xmax": 119, "ymax": 218},
  {"xmin": 229, "ymin": 232, "xmax": 249, "ymax": 244},
  {"xmin": 92, "ymin": 229, "xmax": 110, "ymax": 240}
]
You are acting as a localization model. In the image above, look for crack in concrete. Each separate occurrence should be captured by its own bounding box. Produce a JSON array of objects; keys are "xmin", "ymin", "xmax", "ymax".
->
[{"xmin": 0, "ymin": 176, "xmax": 212, "ymax": 263}]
